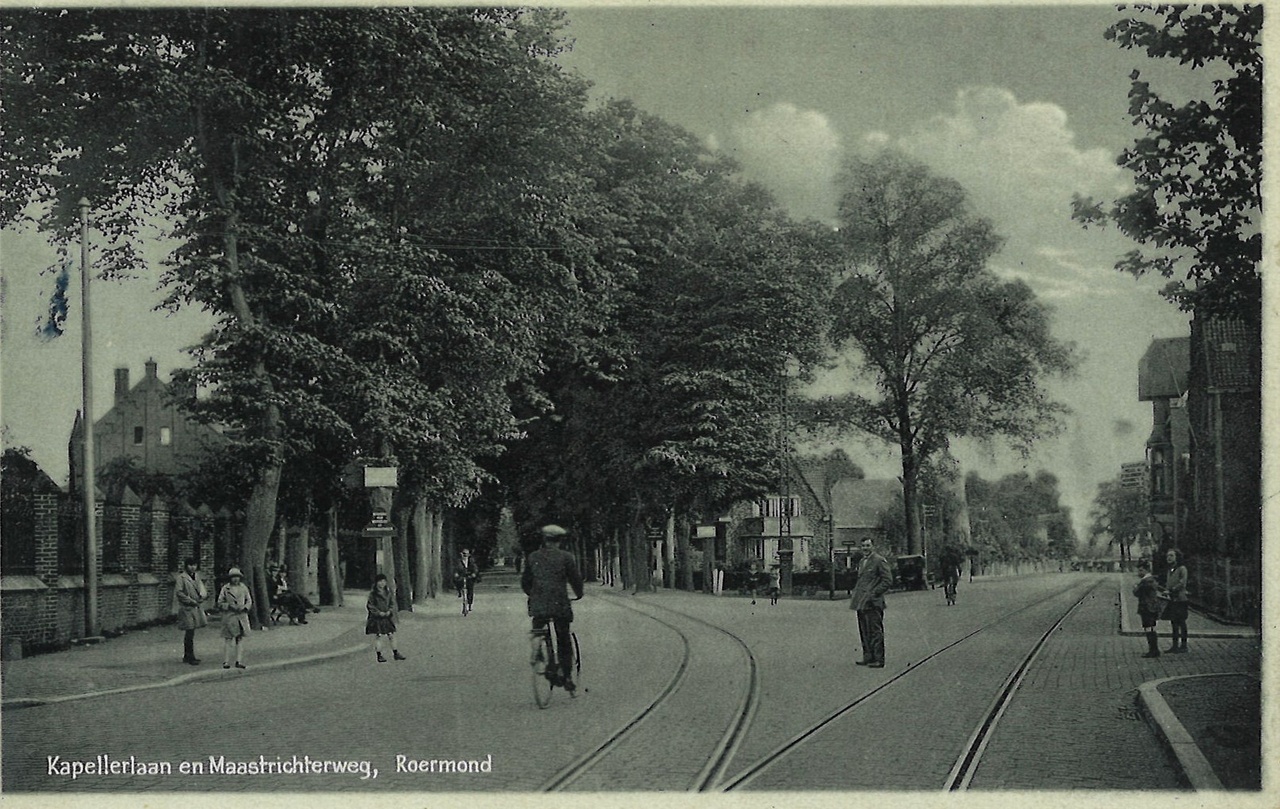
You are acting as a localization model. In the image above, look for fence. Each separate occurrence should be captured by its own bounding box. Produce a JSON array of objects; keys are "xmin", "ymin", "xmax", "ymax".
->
[
  {"xmin": 1188, "ymin": 556, "xmax": 1260, "ymax": 626},
  {"xmin": 0, "ymin": 487, "xmax": 236, "ymax": 652}
]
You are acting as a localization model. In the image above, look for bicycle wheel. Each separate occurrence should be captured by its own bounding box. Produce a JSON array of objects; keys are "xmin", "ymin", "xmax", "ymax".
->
[
  {"xmin": 461, "ymin": 596, "xmax": 470, "ymax": 616},
  {"xmin": 530, "ymin": 633, "xmax": 553, "ymax": 708},
  {"xmin": 570, "ymin": 631, "xmax": 583, "ymax": 697}
]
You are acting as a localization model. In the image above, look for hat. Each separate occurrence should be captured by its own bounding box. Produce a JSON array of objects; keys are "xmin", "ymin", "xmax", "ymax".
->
[
  {"xmin": 540, "ymin": 524, "xmax": 568, "ymax": 539},
  {"xmin": 228, "ymin": 567, "xmax": 244, "ymax": 578}
]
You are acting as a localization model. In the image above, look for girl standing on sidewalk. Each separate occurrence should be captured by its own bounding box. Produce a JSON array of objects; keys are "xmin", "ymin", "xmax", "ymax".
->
[
  {"xmin": 218, "ymin": 567, "xmax": 252, "ymax": 669},
  {"xmin": 1164, "ymin": 549, "xmax": 1190, "ymax": 653},
  {"xmin": 1133, "ymin": 560, "xmax": 1165, "ymax": 659},
  {"xmin": 174, "ymin": 556, "xmax": 208, "ymax": 665},
  {"xmin": 366, "ymin": 574, "xmax": 406, "ymax": 663}
]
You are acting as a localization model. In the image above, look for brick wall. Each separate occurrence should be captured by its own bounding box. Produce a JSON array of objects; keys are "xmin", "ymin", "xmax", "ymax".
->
[{"xmin": 2, "ymin": 490, "xmax": 241, "ymax": 651}]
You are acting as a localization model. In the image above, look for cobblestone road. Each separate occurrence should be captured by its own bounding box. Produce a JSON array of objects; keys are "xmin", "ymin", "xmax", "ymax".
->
[
  {"xmin": 1, "ymin": 573, "xmax": 1261, "ymax": 796},
  {"xmin": 967, "ymin": 586, "xmax": 1262, "ymax": 790}
]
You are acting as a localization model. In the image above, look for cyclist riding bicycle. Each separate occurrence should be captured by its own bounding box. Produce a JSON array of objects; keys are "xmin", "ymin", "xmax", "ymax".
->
[
  {"xmin": 452, "ymin": 547, "xmax": 480, "ymax": 613},
  {"xmin": 521, "ymin": 524, "xmax": 584, "ymax": 691}
]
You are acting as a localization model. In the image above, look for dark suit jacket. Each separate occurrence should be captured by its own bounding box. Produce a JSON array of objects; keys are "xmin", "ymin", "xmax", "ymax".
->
[
  {"xmin": 521, "ymin": 546, "xmax": 584, "ymax": 619},
  {"xmin": 849, "ymin": 551, "xmax": 893, "ymax": 611}
]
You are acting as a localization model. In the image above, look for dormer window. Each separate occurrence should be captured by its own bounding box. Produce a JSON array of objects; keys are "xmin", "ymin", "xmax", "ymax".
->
[{"xmin": 133, "ymin": 426, "xmax": 144, "ymax": 445}]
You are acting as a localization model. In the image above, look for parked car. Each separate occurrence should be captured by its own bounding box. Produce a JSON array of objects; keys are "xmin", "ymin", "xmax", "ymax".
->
[{"xmin": 894, "ymin": 554, "xmax": 930, "ymax": 590}]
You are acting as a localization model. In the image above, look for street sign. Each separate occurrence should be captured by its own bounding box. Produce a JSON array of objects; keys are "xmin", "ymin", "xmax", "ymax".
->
[
  {"xmin": 370, "ymin": 511, "xmax": 390, "ymax": 525},
  {"xmin": 363, "ymin": 525, "xmax": 394, "ymax": 538},
  {"xmin": 364, "ymin": 467, "xmax": 398, "ymax": 488}
]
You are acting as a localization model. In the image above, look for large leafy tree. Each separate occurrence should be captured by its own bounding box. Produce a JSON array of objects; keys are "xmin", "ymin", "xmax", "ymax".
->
[
  {"xmin": 1087, "ymin": 475, "xmax": 1151, "ymax": 562},
  {"xmin": 500, "ymin": 103, "xmax": 836, "ymax": 587},
  {"xmin": 1072, "ymin": 4, "xmax": 1262, "ymax": 322},
  {"xmin": 811, "ymin": 152, "xmax": 1077, "ymax": 554},
  {"xmin": 968, "ymin": 470, "xmax": 1077, "ymax": 562},
  {"xmin": 0, "ymin": 7, "xmax": 607, "ymax": 621}
]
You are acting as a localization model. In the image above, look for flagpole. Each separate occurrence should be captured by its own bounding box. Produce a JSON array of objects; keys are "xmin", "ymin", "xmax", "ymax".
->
[{"xmin": 79, "ymin": 197, "xmax": 99, "ymax": 639}]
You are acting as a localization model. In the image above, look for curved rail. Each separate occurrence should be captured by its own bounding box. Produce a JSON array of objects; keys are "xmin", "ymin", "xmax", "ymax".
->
[
  {"xmin": 538, "ymin": 599, "xmax": 695, "ymax": 791},
  {"xmin": 539, "ymin": 593, "xmax": 762, "ymax": 792}
]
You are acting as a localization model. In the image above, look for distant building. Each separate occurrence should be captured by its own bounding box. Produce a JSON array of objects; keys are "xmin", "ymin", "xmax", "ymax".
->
[
  {"xmin": 830, "ymin": 478, "xmax": 902, "ymax": 564},
  {"xmin": 1137, "ymin": 336, "xmax": 1191, "ymax": 548},
  {"xmin": 69, "ymin": 359, "xmax": 223, "ymax": 490}
]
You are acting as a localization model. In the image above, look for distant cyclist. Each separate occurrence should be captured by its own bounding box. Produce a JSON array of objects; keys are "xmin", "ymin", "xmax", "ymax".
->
[
  {"xmin": 521, "ymin": 524, "xmax": 584, "ymax": 691},
  {"xmin": 452, "ymin": 547, "xmax": 480, "ymax": 613}
]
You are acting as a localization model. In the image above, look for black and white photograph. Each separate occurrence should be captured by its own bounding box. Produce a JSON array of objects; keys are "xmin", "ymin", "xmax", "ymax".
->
[{"xmin": 0, "ymin": 2, "xmax": 1268, "ymax": 805}]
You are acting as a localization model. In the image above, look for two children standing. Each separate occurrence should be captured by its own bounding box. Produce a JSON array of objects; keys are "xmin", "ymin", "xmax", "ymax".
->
[{"xmin": 1133, "ymin": 549, "xmax": 1190, "ymax": 659}]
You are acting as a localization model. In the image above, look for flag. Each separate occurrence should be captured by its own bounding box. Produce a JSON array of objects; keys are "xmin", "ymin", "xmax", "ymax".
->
[{"xmin": 37, "ymin": 260, "xmax": 71, "ymax": 340}]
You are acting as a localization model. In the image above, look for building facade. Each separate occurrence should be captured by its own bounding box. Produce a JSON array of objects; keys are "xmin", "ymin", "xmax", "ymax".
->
[{"xmin": 70, "ymin": 359, "xmax": 223, "ymax": 490}]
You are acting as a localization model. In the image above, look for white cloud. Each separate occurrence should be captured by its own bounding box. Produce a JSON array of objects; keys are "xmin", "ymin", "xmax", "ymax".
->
[
  {"xmin": 722, "ymin": 102, "xmax": 843, "ymax": 223},
  {"xmin": 899, "ymin": 87, "xmax": 1125, "ymax": 209}
]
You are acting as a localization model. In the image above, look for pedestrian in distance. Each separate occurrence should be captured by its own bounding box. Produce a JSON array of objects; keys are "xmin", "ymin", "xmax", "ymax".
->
[
  {"xmin": 366, "ymin": 573, "xmax": 406, "ymax": 663},
  {"xmin": 174, "ymin": 556, "xmax": 208, "ymax": 665},
  {"xmin": 849, "ymin": 537, "xmax": 893, "ymax": 668},
  {"xmin": 217, "ymin": 567, "xmax": 252, "ymax": 669},
  {"xmin": 767, "ymin": 565, "xmax": 781, "ymax": 606},
  {"xmin": 943, "ymin": 564, "xmax": 960, "ymax": 606},
  {"xmin": 1133, "ymin": 559, "xmax": 1165, "ymax": 659},
  {"xmin": 1163, "ymin": 548, "xmax": 1190, "ymax": 654},
  {"xmin": 746, "ymin": 560, "xmax": 764, "ymax": 605},
  {"xmin": 521, "ymin": 524, "xmax": 585, "ymax": 691}
]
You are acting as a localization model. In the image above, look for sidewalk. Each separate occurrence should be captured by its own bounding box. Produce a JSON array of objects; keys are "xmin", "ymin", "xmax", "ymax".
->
[
  {"xmin": 1115, "ymin": 575, "xmax": 1262, "ymax": 790},
  {"xmin": 0, "ymin": 591, "xmax": 377, "ymax": 709}
]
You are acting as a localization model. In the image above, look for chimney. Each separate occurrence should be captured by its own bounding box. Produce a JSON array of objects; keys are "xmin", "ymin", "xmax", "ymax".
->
[
  {"xmin": 114, "ymin": 368, "xmax": 130, "ymax": 404},
  {"xmin": 145, "ymin": 358, "xmax": 158, "ymax": 380}
]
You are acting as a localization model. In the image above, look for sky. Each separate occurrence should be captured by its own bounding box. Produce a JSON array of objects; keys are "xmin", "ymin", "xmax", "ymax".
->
[
  {"xmin": 555, "ymin": 3, "xmax": 1206, "ymax": 537},
  {"xmin": 0, "ymin": 4, "xmax": 1219, "ymax": 542}
]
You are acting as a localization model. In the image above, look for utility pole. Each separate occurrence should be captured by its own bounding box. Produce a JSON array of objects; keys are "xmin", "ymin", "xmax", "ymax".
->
[{"xmin": 79, "ymin": 197, "xmax": 100, "ymax": 639}]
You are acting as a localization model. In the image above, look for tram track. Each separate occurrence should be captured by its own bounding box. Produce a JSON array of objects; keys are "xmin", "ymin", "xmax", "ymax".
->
[
  {"xmin": 540, "ymin": 576, "xmax": 1102, "ymax": 793},
  {"xmin": 539, "ymin": 593, "xmax": 760, "ymax": 791},
  {"xmin": 715, "ymin": 577, "xmax": 1103, "ymax": 791}
]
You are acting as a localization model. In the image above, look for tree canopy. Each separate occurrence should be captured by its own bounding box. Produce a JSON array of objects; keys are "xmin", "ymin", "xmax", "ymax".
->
[
  {"xmin": 1072, "ymin": 4, "xmax": 1262, "ymax": 322},
  {"xmin": 807, "ymin": 151, "xmax": 1077, "ymax": 553}
]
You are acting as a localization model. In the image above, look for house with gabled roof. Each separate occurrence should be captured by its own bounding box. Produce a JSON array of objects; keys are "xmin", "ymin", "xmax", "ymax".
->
[{"xmin": 1138, "ymin": 336, "xmax": 1191, "ymax": 550}]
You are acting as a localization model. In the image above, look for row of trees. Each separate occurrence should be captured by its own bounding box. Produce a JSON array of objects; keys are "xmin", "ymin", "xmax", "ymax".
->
[{"xmin": 3, "ymin": 8, "xmax": 1078, "ymax": 621}]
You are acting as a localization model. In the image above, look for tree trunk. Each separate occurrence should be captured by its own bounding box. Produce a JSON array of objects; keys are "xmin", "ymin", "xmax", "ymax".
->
[
  {"xmin": 663, "ymin": 511, "xmax": 676, "ymax": 588},
  {"xmin": 392, "ymin": 497, "xmax": 414, "ymax": 611},
  {"xmin": 428, "ymin": 509, "xmax": 444, "ymax": 597},
  {"xmin": 239, "ymin": 463, "xmax": 283, "ymax": 630},
  {"xmin": 323, "ymin": 505, "xmax": 343, "ymax": 607},
  {"xmin": 632, "ymin": 522, "xmax": 655, "ymax": 594},
  {"xmin": 412, "ymin": 496, "xmax": 432, "ymax": 604},
  {"xmin": 287, "ymin": 518, "xmax": 311, "ymax": 605},
  {"xmin": 900, "ymin": 441, "xmax": 921, "ymax": 556},
  {"xmin": 616, "ymin": 526, "xmax": 631, "ymax": 590},
  {"xmin": 677, "ymin": 513, "xmax": 693, "ymax": 591}
]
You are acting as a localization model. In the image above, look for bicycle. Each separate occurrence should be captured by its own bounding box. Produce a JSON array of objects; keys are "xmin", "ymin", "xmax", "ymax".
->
[
  {"xmin": 529, "ymin": 626, "xmax": 582, "ymax": 708},
  {"xmin": 456, "ymin": 575, "xmax": 476, "ymax": 616}
]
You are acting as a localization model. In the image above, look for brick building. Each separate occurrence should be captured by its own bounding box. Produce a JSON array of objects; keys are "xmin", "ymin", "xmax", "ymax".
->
[{"xmin": 69, "ymin": 359, "xmax": 224, "ymax": 491}]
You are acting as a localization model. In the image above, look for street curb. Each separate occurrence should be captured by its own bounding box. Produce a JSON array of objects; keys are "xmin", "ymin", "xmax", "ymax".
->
[
  {"xmin": 1136, "ymin": 673, "xmax": 1244, "ymax": 791},
  {"xmin": 1, "ymin": 642, "xmax": 367, "ymax": 711}
]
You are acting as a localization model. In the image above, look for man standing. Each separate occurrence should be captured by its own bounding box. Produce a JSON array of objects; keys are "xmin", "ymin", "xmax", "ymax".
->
[
  {"xmin": 174, "ymin": 556, "xmax": 207, "ymax": 665},
  {"xmin": 849, "ymin": 537, "xmax": 893, "ymax": 668},
  {"xmin": 521, "ymin": 524, "xmax": 585, "ymax": 690}
]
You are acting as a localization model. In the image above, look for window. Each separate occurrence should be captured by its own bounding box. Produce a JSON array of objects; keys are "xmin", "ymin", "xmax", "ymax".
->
[
  {"xmin": 133, "ymin": 426, "xmax": 144, "ymax": 445},
  {"xmin": 755, "ymin": 497, "xmax": 802, "ymax": 518},
  {"xmin": 160, "ymin": 427, "xmax": 172, "ymax": 446}
]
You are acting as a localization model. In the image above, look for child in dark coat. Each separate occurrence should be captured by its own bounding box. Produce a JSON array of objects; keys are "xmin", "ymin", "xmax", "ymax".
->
[
  {"xmin": 1133, "ymin": 560, "xmax": 1165, "ymax": 659},
  {"xmin": 366, "ymin": 574, "xmax": 406, "ymax": 663}
]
